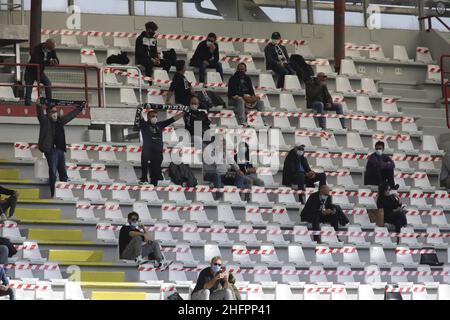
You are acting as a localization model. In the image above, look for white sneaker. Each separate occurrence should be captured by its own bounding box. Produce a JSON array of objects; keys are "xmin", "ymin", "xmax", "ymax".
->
[
  {"xmin": 8, "ymin": 215, "xmax": 20, "ymax": 222},
  {"xmin": 159, "ymin": 260, "xmax": 173, "ymax": 271},
  {"xmin": 0, "ymin": 213, "xmax": 6, "ymax": 222},
  {"xmin": 135, "ymin": 256, "xmax": 149, "ymax": 265}
]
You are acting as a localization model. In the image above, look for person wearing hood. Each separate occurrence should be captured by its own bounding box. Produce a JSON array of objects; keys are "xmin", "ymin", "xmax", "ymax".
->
[
  {"xmin": 264, "ymin": 32, "xmax": 296, "ymax": 89},
  {"xmin": 282, "ymin": 145, "xmax": 326, "ymax": 203},
  {"xmin": 135, "ymin": 21, "xmax": 171, "ymax": 79},
  {"xmin": 119, "ymin": 211, "xmax": 171, "ymax": 268},
  {"xmin": 227, "ymin": 63, "xmax": 264, "ymax": 126},
  {"xmin": 376, "ymin": 183, "xmax": 407, "ymax": 235},
  {"xmin": 137, "ymin": 107, "xmax": 184, "ymax": 186},
  {"xmin": 36, "ymin": 102, "xmax": 85, "ymax": 197},
  {"xmin": 190, "ymin": 32, "xmax": 223, "ymax": 83},
  {"xmin": 364, "ymin": 141, "xmax": 399, "ymax": 189}
]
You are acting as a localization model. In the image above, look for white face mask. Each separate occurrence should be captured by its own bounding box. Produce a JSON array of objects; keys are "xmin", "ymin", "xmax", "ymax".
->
[
  {"xmin": 389, "ymin": 190, "xmax": 397, "ymax": 196},
  {"xmin": 50, "ymin": 113, "xmax": 58, "ymax": 121},
  {"xmin": 320, "ymin": 195, "xmax": 328, "ymax": 201},
  {"xmin": 271, "ymin": 39, "xmax": 278, "ymax": 44},
  {"xmin": 375, "ymin": 149, "xmax": 383, "ymax": 156},
  {"xmin": 297, "ymin": 150, "xmax": 304, "ymax": 157},
  {"xmin": 150, "ymin": 117, "xmax": 158, "ymax": 125},
  {"xmin": 191, "ymin": 105, "xmax": 198, "ymax": 111}
]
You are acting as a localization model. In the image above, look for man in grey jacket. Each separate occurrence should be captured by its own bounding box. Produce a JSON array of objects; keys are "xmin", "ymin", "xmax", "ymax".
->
[{"xmin": 36, "ymin": 102, "xmax": 85, "ymax": 197}]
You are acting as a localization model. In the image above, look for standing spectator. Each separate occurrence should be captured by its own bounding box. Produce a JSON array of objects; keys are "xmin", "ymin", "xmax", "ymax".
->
[
  {"xmin": 301, "ymin": 184, "xmax": 345, "ymax": 242},
  {"xmin": 166, "ymin": 60, "xmax": 195, "ymax": 107},
  {"xmin": 234, "ymin": 142, "xmax": 264, "ymax": 188},
  {"xmin": 24, "ymin": 39, "xmax": 59, "ymax": 106},
  {"xmin": 282, "ymin": 145, "xmax": 326, "ymax": 204},
  {"xmin": 440, "ymin": 151, "xmax": 450, "ymax": 189},
  {"xmin": 0, "ymin": 186, "xmax": 18, "ymax": 222},
  {"xmin": 0, "ymin": 266, "xmax": 14, "ymax": 300},
  {"xmin": 376, "ymin": 184, "xmax": 407, "ymax": 235},
  {"xmin": 190, "ymin": 33, "xmax": 223, "ymax": 83},
  {"xmin": 191, "ymin": 256, "xmax": 234, "ymax": 300},
  {"xmin": 135, "ymin": 21, "xmax": 171, "ymax": 79},
  {"xmin": 306, "ymin": 72, "xmax": 345, "ymax": 130},
  {"xmin": 36, "ymin": 102, "xmax": 85, "ymax": 198},
  {"xmin": 364, "ymin": 141, "xmax": 399, "ymax": 190},
  {"xmin": 119, "ymin": 212, "xmax": 171, "ymax": 268},
  {"xmin": 264, "ymin": 32, "xmax": 296, "ymax": 89},
  {"xmin": 227, "ymin": 63, "xmax": 264, "ymax": 126},
  {"xmin": 184, "ymin": 96, "xmax": 211, "ymax": 140},
  {"xmin": 137, "ymin": 108, "xmax": 184, "ymax": 185}
]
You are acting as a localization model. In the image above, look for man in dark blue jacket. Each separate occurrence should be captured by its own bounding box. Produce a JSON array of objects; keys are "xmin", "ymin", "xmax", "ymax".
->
[
  {"xmin": 0, "ymin": 266, "xmax": 14, "ymax": 300},
  {"xmin": 190, "ymin": 33, "xmax": 223, "ymax": 83},
  {"xmin": 264, "ymin": 32, "xmax": 296, "ymax": 89},
  {"xmin": 138, "ymin": 108, "xmax": 184, "ymax": 185},
  {"xmin": 135, "ymin": 21, "xmax": 171, "ymax": 79},
  {"xmin": 364, "ymin": 141, "xmax": 399, "ymax": 189},
  {"xmin": 227, "ymin": 63, "xmax": 264, "ymax": 126},
  {"xmin": 24, "ymin": 39, "xmax": 59, "ymax": 105}
]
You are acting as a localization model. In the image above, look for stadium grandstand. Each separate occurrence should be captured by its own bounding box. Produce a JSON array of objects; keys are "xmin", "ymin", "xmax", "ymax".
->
[{"xmin": 1, "ymin": 0, "xmax": 450, "ymax": 302}]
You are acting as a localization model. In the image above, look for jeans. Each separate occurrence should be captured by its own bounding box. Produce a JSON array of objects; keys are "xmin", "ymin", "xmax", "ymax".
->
[
  {"xmin": 243, "ymin": 173, "xmax": 265, "ymax": 187},
  {"xmin": 228, "ymin": 99, "xmax": 264, "ymax": 126},
  {"xmin": 24, "ymin": 70, "xmax": 52, "ymax": 105},
  {"xmin": 141, "ymin": 147, "xmax": 163, "ymax": 186},
  {"xmin": 191, "ymin": 288, "xmax": 234, "ymax": 300},
  {"xmin": 120, "ymin": 236, "xmax": 164, "ymax": 262},
  {"xmin": 0, "ymin": 194, "xmax": 17, "ymax": 218},
  {"xmin": 0, "ymin": 288, "xmax": 14, "ymax": 300},
  {"xmin": 192, "ymin": 60, "xmax": 224, "ymax": 83},
  {"xmin": 45, "ymin": 148, "xmax": 68, "ymax": 197},
  {"xmin": 270, "ymin": 63, "xmax": 296, "ymax": 88},
  {"xmin": 311, "ymin": 101, "xmax": 345, "ymax": 129}
]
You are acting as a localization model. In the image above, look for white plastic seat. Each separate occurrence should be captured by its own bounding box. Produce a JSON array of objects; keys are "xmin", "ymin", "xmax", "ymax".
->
[
  {"xmin": 340, "ymin": 59, "xmax": 361, "ymax": 77},
  {"xmin": 417, "ymin": 265, "xmax": 435, "ymax": 284},
  {"xmin": 61, "ymin": 35, "xmax": 81, "ymax": 48},
  {"xmin": 217, "ymin": 203, "xmax": 239, "ymax": 224},
  {"xmin": 361, "ymin": 78, "xmax": 380, "ymax": 96},
  {"xmin": 284, "ymin": 75, "xmax": 303, "ymax": 91},
  {"xmin": 345, "ymin": 44, "xmax": 361, "ymax": 59},
  {"xmin": 154, "ymin": 222, "xmax": 176, "ymax": 245},
  {"xmin": 281, "ymin": 266, "xmax": 302, "ymax": 284},
  {"xmin": 395, "ymin": 247, "xmax": 417, "ymax": 266},
  {"xmin": 245, "ymin": 205, "xmax": 266, "ymax": 224},
  {"xmin": 422, "ymin": 135, "xmax": 442, "ymax": 154},
  {"xmin": 277, "ymin": 187, "xmax": 302, "ymax": 208},
  {"xmin": 259, "ymin": 73, "xmax": 277, "ymax": 90},
  {"xmin": 232, "ymin": 244, "xmax": 255, "ymax": 265},
  {"xmin": 293, "ymin": 225, "xmax": 315, "ymax": 245},
  {"xmin": 166, "ymin": 39, "xmax": 186, "ymax": 52},
  {"xmin": 238, "ymin": 224, "xmax": 260, "ymax": 245},
  {"xmin": 393, "ymin": 45, "xmax": 413, "ymax": 62},
  {"xmin": 219, "ymin": 42, "xmax": 238, "ymax": 55},
  {"xmin": 390, "ymin": 265, "xmax": 409, "ymax": 284},
  {"xmin": 80, "ymin": 48, "xmax": 101, "ymax": 66},
  {"xmin": 244, "ymin": 43, "xmax": 262, "ymax": 56},
  {"xmin": 381, "ymin": 97, "xmax": 401, "ymax": 114},
  {"xmin": 409, "ymin": 189, "xmax": 432, "ymax": 210},
  {"xmin": 87, "ymin": 35, "xmax": 106, "ymax": 48},
  {"xmin": 337, "ymin": 265, "xmax": 356, "ymax": 284},
  {"xmin": 351, "ymin": 119, "xmax": 370, "ymax": 134},
  {"xmin": 336, "ymin": 76, "xmax": 353, "ymax": 93},
  {"xmin": 347, "ymin": 224, "xmax": 370, "ymax": 245},
  {"xmin": 356, "ymin": 95, "xmax": 375, "ymax": 114},
  {"xmin": 315, "ymin": 246, "xmax": 338, "ymax": 266},
  {"xmin": 260, "ymin": 244, "xmax": 282, "ymax": 266},
  {"xmin": 210, "ymin": 222, "xmax": 233, "ymax": 245},
  {"xmin": 369, "ymin": 44, "xmax": 388, "ymax": 60},
  {"xmin": 299, "ymin": 117, "xmax": 320, "ymax": 131},
  {"xmin": 295, "ymin": 43, "xmax": 314, "ymax": 58},
  {"xmin": 315, "ymin": 59, "xmax": 336, "ymax": 76},
  {"xmin": 309, "ymin": 265, "xmax": 330, "ymax": 284},
  {"xmin": 113, "ymin": 37, "xmax": 132, "ymax": 49},
  {"xmin": 182, "ymin": 222, "xmax": 205, "ymax": 244},
  {"xmin": 120, "ymin": 88, "xmax": 138, "ymax": 105},
  {"xmin": 320, "ymin": 226, "xmax": 340, "ymax": 245},
  {"xmin": 416, "ymin": 47, "xmax": 433, "ymax": 64},
  {"xmin": 266, "ymin": 224, "xmax": 289, "ymax": 244},
  {"xmin": 357, "ymin": 188, "xmax": 377, "ymax": 208},
  {"xmin": 374, "ymin": 227, "xmax": 395, "ymax": 247},
  {"xmin": 364, "ymin": 265, "xmax": 384, "ymax": 284},
  {"xmin": 0, "ymin": 85, "xmax": 19, "ymax": 101},
  {"xmin": 346, "ymin": 132, "xmax": 367, "ymax": 151},
  {"xmin": 279, "ymin": 93, "xmax": 298, "ymax": 111},
  {"xmin": 254, "ymin": 265, "xmax": 274, "ymax": 283},
  {"xmin": 399, "ymin": 227, "xmax": 420, "ymax": 247}
]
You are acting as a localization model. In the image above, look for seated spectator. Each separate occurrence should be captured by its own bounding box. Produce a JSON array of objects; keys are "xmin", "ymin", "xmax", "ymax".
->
[
  {"xmin": 290, "ymin": 54, "xmax": 315, "ymax": 85},
  {"xmin": 0, "ymin": 266, "xmax": 14, "ymax": 300},
  {"xmin": 306, "ymin": 72, "xmax": 345, "ymax": 130},
  {"xmin": 440, "ymin": 151, "xmax": 450, "ymax": 190},
  {"xmin": 0, "ymin": 186, "xmax": 18, "ymax": 221},
  {"xmin": 364, "ymin": 141, "xmax": 399, "ymax": 190},
  {"xmin": 184, "ymin": 96, "xmax": 211, "ymax": 141},
  {"xmin": 377, "ymin": 184, "xmax": 407, "ymax": 234},
  {"xmin": 234, "ymin": 142, "xmax": 265, "ymax": 188},
  {"xmin": 264, "ymin": 32, "xmax": 296, "ymax": 88},
  {"xmin": 191, "ymin": 256, "xmax": 234, "ymax": 300},
  {"xmin": 301, "ymin": 185, "xmax": 347, "ymax": 242},
  {"xmin": 135, "ymin": 21, "xmax": 171, "ymax": 79},
  {"xmin": 119, "ymin": 212, "xmax": 171, "ymax": 268},
  {"xmin": 166, "ymin": 60, "xmax": 195, "ymax": 106},
  {"xmin": 0, "ymin": 245, "xmax": 8, "ymax": 265},
  {"xmin": 227, "ymin": 63, "xmax": 264, "ymax": 126},
  {"xmin": 190, "ymin": 33, "xmax": 223, "ymax": 83},
  {"xmin": 282, "ymin": 145, "xmax": 326, "ymax": 203}
]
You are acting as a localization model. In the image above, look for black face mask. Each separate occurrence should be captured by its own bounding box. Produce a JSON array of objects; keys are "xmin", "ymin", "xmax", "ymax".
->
[
  {"xmin": 147, "ymin": 31, "xmax": 155, "ymax": 37},
  {"xmin": 237, "ymin": 71, "xmax": 245, "ymax": 77}
]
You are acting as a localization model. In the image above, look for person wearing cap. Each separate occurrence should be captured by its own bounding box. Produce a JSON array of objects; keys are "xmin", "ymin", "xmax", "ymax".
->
[
  {"xmin": 137, "ymin": 108, "xmax": 185, "ymax": 185},
  {"xmin": 264, "ymin": 32, "xmax": 296, "ymax": 89},
  {"xmin": 282, "ymin": 145, "xmax": 326, "ymax": 204},
  {"xmin": 190, "ymin": 32, "xmax": 223, "ymax": 83},
  {"xmin": 227, "ymin": 63, "xmax": 264, "ymax": 126},
  {"xmin": 306, "ymin": 72, "xmax": 345, "ymax": 130},
  {"xmin": 364, "ymin": 141, "xmax": 399, "ymax": 189}
]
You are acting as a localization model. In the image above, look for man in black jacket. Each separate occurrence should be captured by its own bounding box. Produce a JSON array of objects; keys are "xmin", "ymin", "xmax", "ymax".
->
[
  {"xmin": 184, "ymin": 96, "xmax": 211, "ymax": 141},
  {"xmin": 166, "ymin": 60, "xmax": 194, "ymax": 106},
  {"xmin": 364, "ymin": 141, "xmax": 399, "ymax": 189},
  {"xmin": 306, "ymin": 72, "xmax": 345, "ymax": 129},
  {"xmin": 264, "ymin": 32, "xmax": 296, "ymax": 89},
  {"xmin": 301, "ymin": 184, "xmax": 342, "ymax": 242},
  {"xmin": 0, "ymin": 186, "xmax": 19, "ymax": 221},
  {"xmin": 227, "ymin": 63, "xmax": 264, "ymax": 126},
  {"xmin": 282, "ymin": 145, "xmax": 326, "ymax": 203},
  {"xmin": 24, "ymin": 39, "xmax": 59, "ymax": 106},
  {"xmin": 190, "ymin": 33, "xmax": 223, "ymax": 83},
  {"xmin": 135, "ymin": 21, "xmax": 171, "ymax": 79},
  {"xmin": 36, "ymin": 102, "xmax": 85, "ymax": 197}
]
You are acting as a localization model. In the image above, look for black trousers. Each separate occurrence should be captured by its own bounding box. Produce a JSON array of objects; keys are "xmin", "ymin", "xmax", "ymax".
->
[
  {"xmin": 0, "ymin": 194, "xmax": 17, "ymax": 218},
  {"xmin": 0, "ymin": 288, "xmax": 14, "ymax": 300},
  {"xmin": 306, "ymin": 210, "xmax": 340, "ymax": 242},
  {"xmin": 385, "ymin": 212, "xmax": 407, "ymax": 233},
  {"xmin": 141, "ymin": 147, "xmax": 163, "ymax": 186},
  {"xmin": 24, "ymin": 70, "xmax": 52, "ymax": 105},
  {"xmin": 141, "ymin": 59, "xmax": 171, "ymax": 78},
  {"xmin": 380, "ymin": 168, "xmax": 396, "ymax": 189}
]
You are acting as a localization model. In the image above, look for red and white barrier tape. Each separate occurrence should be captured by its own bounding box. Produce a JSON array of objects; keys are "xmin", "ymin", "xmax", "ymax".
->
[
  {"xmin": 1, "ymin": 263, "xmax": 57, "ymax": 271},
  {"xmin": 315, "ymin": 247, "xmax": 357, "ymax": 254},
  {"xmin": 395, "ymin": 172, "xmax": 427, "ymax": 179},
  {"xmin": 0, "ymin": 222, "xmax": 17, "ymax": 229},
  {"xmin": 295, "ymin": 130, "xmax": 332, "ymax": 139},
  {"xmin": 232, "ymin": 248, "xmax": 275, "ymax": 255},
  {"xmin": 246, "ymin": 207, "xmax": 287, "ymax": 214},
  {"xmin": 343, "ymin": 208, "xmax": 367, "ymax": 215},
  {"xmin": 428, "ymin": 66, "xmax": 441, "ymax": 73},
  {"xmin": 416, "ymin": 47, "xmax": 430, "ymax": 54},
  {"xmin": 345, "ymin": 43, "xmax": 381, "ymax": 51},
  {"xmin": 306, "ymin": 59, "xmax": 330, "ymax": 66},
  {"xmin": 305, "ymin": 287, "xmax": 345, "ymax": 293},
  {"xmin": 14, "ymin": 244, "xmax": 38, "ymax": 251},
  {"xmin": 96, "ymin": 225, "xmax": 121, "ymax": 231},
  {"xmin": 372, "ymin": 133, "xmax": 411, "ymax": 142},
  {"xmin": 66, "ymin": 165, "xmax": 106, "ymax": 171},
  {"xmin": 383, "ymin": 97, "xmax": 398, "ymax": 104},
  {"xmin": 76, "ymin": 203, "xmax": 120, "ymax": 210},
  {"xmin": 160, "ymin": 247, "xmax": 191, "ymax": 253},
  {"xmin": 8, "ymin": 282, "xmax": 51, "ymax": 291},
  {"xmin": 405, "ymin": 209, "xmax": 443, "ymax": 216},
  {"xmin": 395, "ymin": 248, "xmax": 436, "ymax": 255},
  {"xmin": 220, "ymin": 56, "xmax": 253, "ymax": 63},
  {"xmin": 81, "ymin": 49, "xmax": 95, "ymax": 56},
  {"xmin": 162, "ymin": 204, "xmax": 205, "ymax": 212},
  {"xmin": 385, "ymin": 286, "xmax": 426, "ymax": 293}
]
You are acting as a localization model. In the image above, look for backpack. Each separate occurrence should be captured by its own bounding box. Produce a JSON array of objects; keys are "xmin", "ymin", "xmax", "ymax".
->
[
  {"xmin": 106, "ymin": 51, "xmax": 130, "ymax": 65},
  {"xmin": 168, "ymin": 162, "xmax": 183, "ymax": 185},
  {"xmin": 162, "ymin": 49, "xmax": 177, "ymax": 66},
  {"xmin": 179, "ymin": 163, "xmax": 198, "ymax": 187},
  {"xmin": 197, "ymin": 90, "xmax": 226, "ymax": 111},
  {"xmin": 12, "ymin": 81, "xmax": 24, "ymax": 99},
  {"xmin": 290, "ymin": 54, "xmax": 315, "ymax": 84}
]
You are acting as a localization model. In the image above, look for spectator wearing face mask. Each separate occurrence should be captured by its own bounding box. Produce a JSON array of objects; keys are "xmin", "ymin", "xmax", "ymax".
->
[
  {"xmin": 184, "ymin": 96, "xmax": 211, "ymax": 142},
  {"xmin": 119, "ymin": 212, "xmax": 172, "ymax": 268},
  {"xmin": 234, "ymin": 142, "xmax": 264, "ymax": 188},
  {"xmin": 364, "ymin": 141, "xmax": 399, "ymax": 190},
  {"xmin": 264, "ymin": 32, "xmax": 296, "ymax": 89},
  {"xmin": 166, "ymin": 60, "xmax": 195, "ymax": 107},
  {"xmin": 377, "ymin": 184, "xmax": 407, "ymax": 234},
  {"xmin": 282, "ymin": 145, "xmax": 326, "ymax": 204},
  {"xmin": 227, "ymin": 63, "xmax": 264, "ymax": 126},
  {"xmin": 190, "ymin": 33, "xmax": 223, "ymax": 83},
  {"xmin": 191, "ymin": 256, "xmax": 234, "ymax": 300},
  {"xmin": 36, "ymin": 102, "xmax": 85, "ymax": 197},
  {"xmin": 135, "ymin": 21, "xmax": 171, "ymax": 79},
  {"xmin": 301, "ymin": 184, "xmax": 342, "ymax": 242},
  {"xmin": 138, "ymin": 108, "xmax": 185, "ymax": 185},
  {"xmin": 306, "ymin": 72, "xmax": 345, "ymax": 130},
  {"xmin": 0, "ymin": 266, "xmax": 14, "ymax": 300}
]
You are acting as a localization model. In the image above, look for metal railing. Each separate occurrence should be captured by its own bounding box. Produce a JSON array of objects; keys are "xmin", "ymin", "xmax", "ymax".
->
[
  {"xmin": 441, "ymin": 55, "xmax": 450, "ymax": 99},
  {"xmin": 445, "ymin": 80, "xmax": 450, "ymax": 129},
  {"xmin": 101, "ymin": 65, "xmax": 143, "ymax": 108},
  {"xmin": 419, "ymin": 15, "xmax": 450, "ymax": 31}
]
